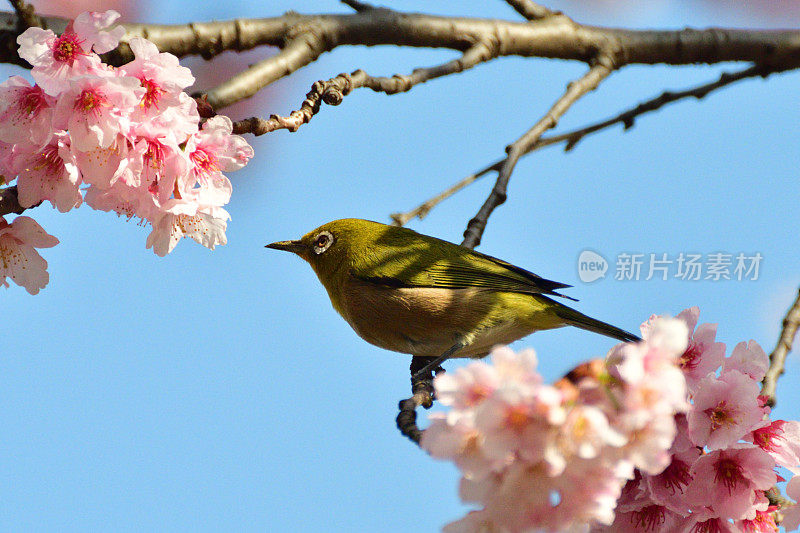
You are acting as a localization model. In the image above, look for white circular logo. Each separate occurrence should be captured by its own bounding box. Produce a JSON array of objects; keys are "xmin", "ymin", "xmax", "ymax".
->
[{"xmin": 577, "ymin": 250, "xmax": 608, "ymax": 283}]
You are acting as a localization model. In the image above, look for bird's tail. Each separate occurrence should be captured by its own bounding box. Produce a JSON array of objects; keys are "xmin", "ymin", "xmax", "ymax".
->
[{"xmin": 552, "ymin": 304, "xmax": 641, "ymax": 343}]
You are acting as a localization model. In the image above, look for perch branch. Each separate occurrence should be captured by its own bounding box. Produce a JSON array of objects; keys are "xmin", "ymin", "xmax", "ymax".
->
[
  {"xmin": 396, "ymin": 356, "xmax": 443, "ymax": 444},
  {"xmin": 761, "ymin": 287, "xmax": 800, "ymax": 407}
]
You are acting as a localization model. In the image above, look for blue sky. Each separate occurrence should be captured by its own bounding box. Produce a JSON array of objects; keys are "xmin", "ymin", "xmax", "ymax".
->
[{"xmin": 3, "ymin": 1, "xmax": 800, "ymax": 531}]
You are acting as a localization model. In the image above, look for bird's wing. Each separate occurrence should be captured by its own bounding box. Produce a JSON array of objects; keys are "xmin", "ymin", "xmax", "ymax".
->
[{"xmin": 356, "ymin": 243, "xmax": 577, "ymax": 301}]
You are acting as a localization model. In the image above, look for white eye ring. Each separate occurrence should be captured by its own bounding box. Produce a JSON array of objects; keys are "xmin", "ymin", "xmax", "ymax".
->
[{"xmin": 313, "ymin": 231, "xmax": 334, "ymax": 254}]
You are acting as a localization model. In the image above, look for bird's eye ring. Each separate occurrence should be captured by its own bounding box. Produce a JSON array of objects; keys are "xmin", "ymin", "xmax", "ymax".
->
[{"xmin": 313, "ymin": 231, "xmax": 334, "ymax": 254}]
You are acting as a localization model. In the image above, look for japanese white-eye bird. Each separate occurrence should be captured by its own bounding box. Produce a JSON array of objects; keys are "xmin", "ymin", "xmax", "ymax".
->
[{"xmin": 266, "ymin": 219, "xmax": 639, "ymax": 370}]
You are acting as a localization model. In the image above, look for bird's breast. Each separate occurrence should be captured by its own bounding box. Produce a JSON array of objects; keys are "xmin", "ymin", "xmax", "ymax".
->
[{"xmin": 336, "ymin": 278, "xmax": 563, "ymax": 357}]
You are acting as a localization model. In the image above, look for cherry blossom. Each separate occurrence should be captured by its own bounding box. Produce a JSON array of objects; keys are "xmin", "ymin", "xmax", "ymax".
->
[
  {"xmin": 13, "ymin": 132, "xmax": 82, "ymax": 212},
  {"xmin": 686, "ymin": 444, "xmax": 775, "ymax": 520},
  {"xmin": 71, "ymin": 10, "xmax": 127, "ymax": 54},
  {"xmin": 645, "ymin": 446, "xmax": 700, "ymax": 515},
  {"xmin": 53, "ymin": 74, "xmax": 142, "ymax": 151},
  {"xmin": 735, "ymin": 506, "xmax": 778, "ymax": 532},
  {"xmin": 119, "ymin": 37, "xmax": 195, "ymax": 119},
  {"xmin": 687, "ymin": 370, "xmax": 763, "ymax": 450},
  {"xmin": 781, "ymin": 476, "xmax": 800, "ymax": 530},
  {"xmin": 644, "ymin": 306, "xmax": 726, "ymax": 393},
  {"xmin": 747, "ymin": 419, "xmax": 800, "ymax": 474},
  {"xmin": 0, "ymin": 215, "xmax": 58, "ymax": 294},
  {"xmin": 145, "ymin": 200, "xmax": 229, "ymax": 257},
  {"xmin": 17, "ymin": 26, "xmax": 103, "ymax": 96},
  {"xmin": 0, "ymin": 76, "xmax": 55, "ymax": 145},
  {"xmin": 423, "ymin": 316, "xmax": 691, "ymax": 532},
  {"xmin": 723, "ymin": 340, "xmax": 769, "ymax": 382}
]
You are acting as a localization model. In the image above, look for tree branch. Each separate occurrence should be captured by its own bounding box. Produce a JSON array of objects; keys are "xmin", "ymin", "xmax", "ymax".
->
[
  {"xmin": 204, "ymin": 35, "xmax": 329, "ymax": 110},
  {"xmin": 232, "ymin": 71, "xmax": 356, "ymax": 134},
  {"xmin": 504, "ymin": 0, "xmax": 558, "ymax": 21},
  {"xmin": 0, "ymin": 186, "xmax": 25, "ymax": 217},
  {"xmin": 761, "ymin": 287, "xmax": 800, "ymax": 407},
  {"xmin": 7, "ymin": 0, "xmax": 41, "ymax": 31},
  {"xmin": 396, "ymin": 356, "xmax": 442, "ymax": 444},
  {"xmin": 461, "ymin": 58, "xmax": 614, "ymax": 248},
  {"xmin": 340, "ymin": 0, "xmax": 374, "ymax": 12},
  {"xmin": 2, "ymin": 9, "xmax": 800, "ymax": 93},
  {"xmin": 232, "ymin": 39, "xmax": 499, "ymax": 134}
]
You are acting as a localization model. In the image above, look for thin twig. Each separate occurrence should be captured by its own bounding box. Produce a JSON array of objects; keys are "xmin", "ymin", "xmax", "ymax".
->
[
  {"xmin": 7, "ymin": 0, "xmax": 42, "ymax": 31},
  {"xmin": 504, "ymin": 0, "xmax": 558, "ymax": 21},
  {"xmin": 233, "ymin": 73, "xmax": 355, "ymax": 134},
  {"xmin": 233, "ymin": 40, "xmax": 498, "ymax": 134},
  {"xmin": 341, "ymin": 0, "xmax": 374, "ymax": 12},
  {"xmin": 461, "ymin": 58, "xmax": 614, "ymax": 248},
  {"xmin": 360, "ymin": 39, "xmax": 499, "ymax": 94},
  {"xmin": 540, "ymin": 63, "xmax": 776, "ymax": 152},
  {"xmin": 391, "ymin": 63, "xmax": 776, "ymax": 227},
  {"xmin": 390, "ymin": 161, "xmax": 501, "ymax": 226},
  {"xmin": 761, "ymin": 287, "xmax": 800, "ymax": 407}
]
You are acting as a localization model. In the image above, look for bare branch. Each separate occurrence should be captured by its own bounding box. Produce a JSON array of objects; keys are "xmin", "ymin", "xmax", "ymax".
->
[
  {"xmin": 7, "ymin": 0, "xmax": 41, "ymax": 30},
  {"xmin": 232, "ymin": 40, "xmax": 498, "ymax": 134},
  {"xmin": 204, "ymin": 36, "xmax": 328, "ymax": 110},
  {"xmin": 762, "ymin": 287, "xmax": 800, "ymax": 407},
  {"xmin": 0, "ymin": 186, "xmax": 25, "ymax": 217},
  {"xmin": 232, "ymin": 72, "xmax": 356, "ymax": 135},
  {"xmin": 461, "ymin": 59, "xmax": 614, "ymax": 248},
  {"xmin": 359, "ymin": 39, "xmax": 499, "ymax": 94},
  {"xmin": 2, "ymin": 10, "xmax": 800, "ymax": 74},
  {"xmin": 504, "ymin": 0, "xmax": 558, "ymax": 21},
  {"xmin": 392, "ymin": 63, "xmax": 778, "ymax": 227}
]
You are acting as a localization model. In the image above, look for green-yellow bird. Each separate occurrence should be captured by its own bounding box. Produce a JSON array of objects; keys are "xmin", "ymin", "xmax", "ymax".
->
[{"xmin": 266, "ymin": 219, "xmax": 639, "ymax": 371}]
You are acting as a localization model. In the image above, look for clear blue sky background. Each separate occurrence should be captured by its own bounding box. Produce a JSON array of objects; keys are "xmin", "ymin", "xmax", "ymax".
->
[{"xmin": 3, "ymin": 1, "xmax": 800, "ymax": 531}]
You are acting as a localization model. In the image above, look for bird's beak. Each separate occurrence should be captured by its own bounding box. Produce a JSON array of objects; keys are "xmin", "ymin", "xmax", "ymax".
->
[{"xmin": 265, "ymin": 240, "xmax": 306, "ymax": 254}]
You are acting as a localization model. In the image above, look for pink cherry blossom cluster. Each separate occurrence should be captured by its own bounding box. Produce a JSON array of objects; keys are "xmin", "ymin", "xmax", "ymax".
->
[
  {"xmin": 605, "ymin": 307, "xmax": 800, "ymax": 532},
  {"xmin": 421, "ymin": 316, "xmax": 690, "ymax": 532},
  {"xmin": 0, "ymin": 10, "xmax": 253, "ymax": 293},
  {"xmin": 422, "ymin": 308, "xmax": 800, "ymax": 532}
]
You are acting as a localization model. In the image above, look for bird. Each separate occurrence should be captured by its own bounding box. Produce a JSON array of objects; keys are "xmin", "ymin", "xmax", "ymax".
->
[{"xmin": 266, "ymin": 218, "xmax": 639, "ymax": 375}]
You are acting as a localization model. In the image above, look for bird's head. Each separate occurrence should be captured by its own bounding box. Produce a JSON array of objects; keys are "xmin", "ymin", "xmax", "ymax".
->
[{"xmin": 266, "ymin": 218, "xmax": 385, "ymax": 283}]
